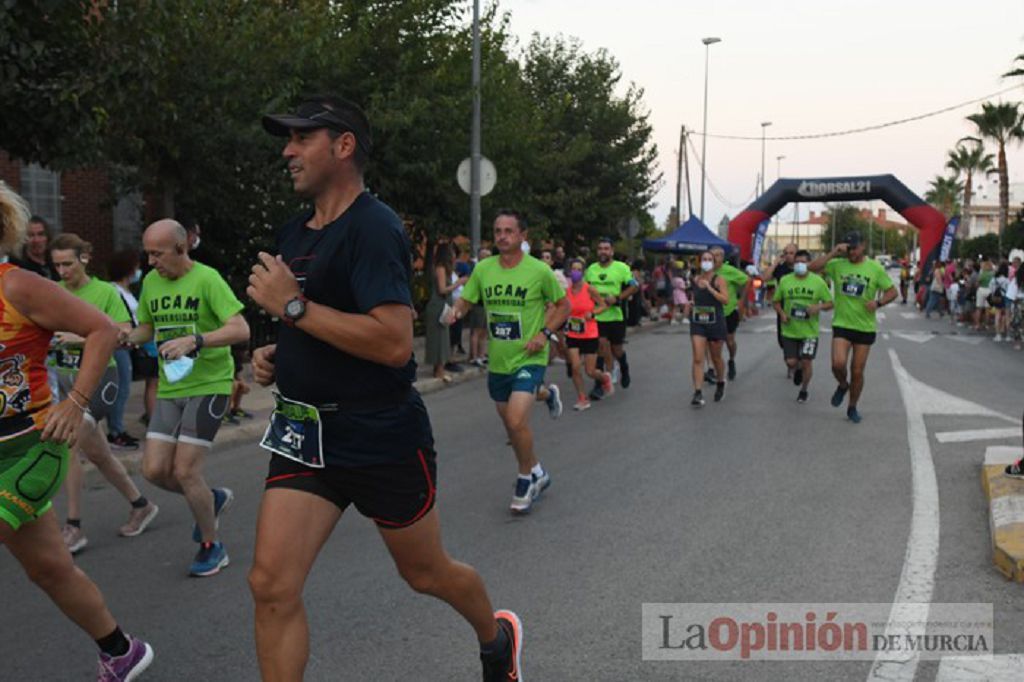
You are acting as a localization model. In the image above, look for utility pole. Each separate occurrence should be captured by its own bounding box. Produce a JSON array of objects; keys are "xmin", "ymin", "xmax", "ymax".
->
[
  {"xmin": 469, "ymin": 0, "xmax": 482, "ymax": 256},
  {"xmin": 682, "ymin": 127, "xmax": 694, "ymax": 219},
  {"xmin": 675, "ymin": 125, "xmax": 684, "ymax": 226}
]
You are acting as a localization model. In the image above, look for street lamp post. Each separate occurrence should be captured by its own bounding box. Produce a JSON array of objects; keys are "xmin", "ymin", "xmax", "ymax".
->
[
  {"xmin": 774, "ymin": 155, "xmax": 785, "ymax": 249},
  {"xmin": 699, "ymin": 36, "xmax": 721, "ymax": 223},
  {"xmin": 760, "ymin": 121, "xmax": 772, "ymax": 195}
]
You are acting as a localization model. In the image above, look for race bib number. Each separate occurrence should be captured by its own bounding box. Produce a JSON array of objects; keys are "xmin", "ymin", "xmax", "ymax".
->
[
  {"xmin": 693, "ymin": 306, "xmax": 716, "ymax": 324},
  {"xmin": 51, "ymin": 348, "xmax": 82, "ymax": 370},
  {"xmin": 791, "ymin": 305, "xmax": 810, "ymax": 320},
  {"xmin": 841, "ymin": 279, "xmax": 866, "ymax": 297},
  {"xmin": 155, "ymin": 324, "xmax": 197, "ymax": 346},
  {"xmin": 800, "ymin": 338, "xmax": 819, "ymax": 357},
  {"xmin": 259, "ymin": 392, "xmax": 324, "ymax": 468},
  {"xmin": 488, "ymin": 312, "xmax": 522, "ymax": 341},
  {"xmin": 567, "ymin": 316, "xmax": 587, "ymax": 334}
]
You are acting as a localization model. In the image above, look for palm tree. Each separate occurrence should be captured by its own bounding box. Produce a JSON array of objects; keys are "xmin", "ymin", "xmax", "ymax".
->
[
  {"xmin": 924, "ymin": 175, "xmax": 962, "ymax": 217},
  {"xmin": 967, "ymin": 102, "xmax": 1024, "ymax": 255},
  {"xmin": 946, "ymin": 139, "xmax": 994, "ymax": 236},
  {"xmin": 1004, "ymin": 53, "xmax": 1024, "ymax": 78}
]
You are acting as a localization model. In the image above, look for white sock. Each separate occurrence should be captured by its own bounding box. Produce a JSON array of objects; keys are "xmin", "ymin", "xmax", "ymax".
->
[{"xmin": 531, "ymin": 463, "xmax": 544, "ymax": 478}]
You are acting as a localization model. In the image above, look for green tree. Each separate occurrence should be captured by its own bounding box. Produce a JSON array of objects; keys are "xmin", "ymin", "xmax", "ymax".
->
[
  {"xmin": 945, "ymin": 139, "xmax": 994, "ymax": 236},
  {"xmin": 967, "ymin": 101, "xmax": 1024, "ymax": 255},
  {"xmin": 518, "ymin": 35, "xmax": 661, "ymax": 251},
  {"xmin": 0, "ymin": 0, "xmax": 105, "ymax": 166},
  {"xmin": 924, "ymin": 175, "xmax": 962, "ymax": 217}
]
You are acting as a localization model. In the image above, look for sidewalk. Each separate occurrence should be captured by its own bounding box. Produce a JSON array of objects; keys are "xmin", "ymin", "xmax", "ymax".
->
[{"xmin": 83, "ymin": 320, "xmax": 666, "ymax": 488}]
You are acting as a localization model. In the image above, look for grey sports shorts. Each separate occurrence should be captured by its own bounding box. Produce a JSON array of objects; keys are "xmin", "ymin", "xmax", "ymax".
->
[
  {"xmin": 56, "ymin": 367, "xmax": 119, "ymax": 427},
  {"xmin": 147, "ymin": 394, "xmax": 230, "ymax": 448}
]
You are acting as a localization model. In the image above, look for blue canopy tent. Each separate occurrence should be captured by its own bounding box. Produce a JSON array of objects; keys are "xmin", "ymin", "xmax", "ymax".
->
[{"xmin": 642, "ymin": 215, "xmax": 738, "ymax": 255}]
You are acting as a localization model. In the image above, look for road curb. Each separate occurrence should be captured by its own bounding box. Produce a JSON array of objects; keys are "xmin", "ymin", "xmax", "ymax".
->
[
  {"xmin": 82, "ymin": 319, "xmax": 668, "ymax": 489},
  {"xmin": 981, "ymin": 446, "xmax": 1024, "ymax": 583}
]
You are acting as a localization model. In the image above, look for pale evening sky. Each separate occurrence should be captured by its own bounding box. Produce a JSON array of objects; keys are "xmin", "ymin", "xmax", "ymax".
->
[{"xmin": 496, "ymin": 0, "xmax": 1024, "ymax": 229}]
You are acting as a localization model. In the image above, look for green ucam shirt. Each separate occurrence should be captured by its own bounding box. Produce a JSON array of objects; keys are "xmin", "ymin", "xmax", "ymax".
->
[
  {"xmin": 823, "ymin": 258, "xmax": 894, "ymax": 333},
  {"xmin": 137, "ymin": 262, "xmax": 244, "ymax": 398},
  {"xmin": 773, "ymin": 272, "xmax": 833, "ymax": 340},
  {"xmin": 49, "ymin": 277, "xmax": 130, "ymax": 374},
  {"xmin": 461, "ymin": 254, "xmax": 565, "ymax": 375},
  {"xmin": 585, "ymin": 260, "xmax": 635, "ymax": 322},
  {"xmin": 716, "ymin": 262, "xmax": 749, "ymax": 316}
]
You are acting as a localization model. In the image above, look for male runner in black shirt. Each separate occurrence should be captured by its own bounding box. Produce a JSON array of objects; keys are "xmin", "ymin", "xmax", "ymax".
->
[{"xmin": 247, "ymin": 95, "xmax": 522, "ymax": 681}]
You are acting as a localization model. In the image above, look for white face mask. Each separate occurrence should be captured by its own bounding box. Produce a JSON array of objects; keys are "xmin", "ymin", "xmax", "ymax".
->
[
  {"xmin": 794, "ymin": 262, "xmax": 809, "ymax": 276},
  {"xmin": 700, "ymin": 260, "xmax": 714, "ymax": 272}
]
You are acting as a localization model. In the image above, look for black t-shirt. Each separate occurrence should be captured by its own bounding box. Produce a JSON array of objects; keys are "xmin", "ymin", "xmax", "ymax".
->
[
  {"xmin": 275, "ymin": 192, "xmax": 433, "ymax": 466},
  {"xmin": 11, "ymin": 255, "xmax": 59, "ymax": 281}
]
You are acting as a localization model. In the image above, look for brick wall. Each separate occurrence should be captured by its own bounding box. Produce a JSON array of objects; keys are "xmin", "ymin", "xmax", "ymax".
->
[{"xmin": 0, "ymin": 152, "xmax": 118, "ymax": 274}]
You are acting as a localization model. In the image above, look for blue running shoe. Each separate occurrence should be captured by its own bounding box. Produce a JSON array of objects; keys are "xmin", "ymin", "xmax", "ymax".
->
[
  {"xmin": 830, "ymin": 384, "xmax": 848, "ymax": 408},
  {"xmin": 847, "ymin": 407, "xmax": 862, "ymax": 424},
  {"xmin": 192, "ymin": 487, "xmax": 234, "ymax": 543},
  {"xmin": 545, "ymin": 384, "xmax": 562, "ymax": 419},
  {"xmin": 509, "ymin": 477, "xmax": 535, "ymax": 514},
  {"xmin": 189, "ymin": 541, "xmax": 229, "ymax": 577}
]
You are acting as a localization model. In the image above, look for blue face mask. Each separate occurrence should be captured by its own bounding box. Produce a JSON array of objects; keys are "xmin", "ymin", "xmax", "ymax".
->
[
  {"xmin": 794, "ymin": 262, "xmax": 809, "ymax": 276},
  {"xmin": 163, "ymin": 355, "xmax": 194, "ymax": 384},
  {"xmin": 130, "ymin": 268, "xmax": 142, "ymax": 284}
]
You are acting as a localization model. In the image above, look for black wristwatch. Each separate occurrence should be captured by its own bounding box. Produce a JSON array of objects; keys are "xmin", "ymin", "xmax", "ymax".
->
[{"xmin": 283, "ymin": 294, "xmax": 308, "ymax": 326}]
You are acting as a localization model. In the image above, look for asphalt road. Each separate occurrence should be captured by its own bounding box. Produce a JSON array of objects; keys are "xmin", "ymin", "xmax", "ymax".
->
[{"xmin": 4, "ymin": 307, "xmax": 1023, "ymax": 681}]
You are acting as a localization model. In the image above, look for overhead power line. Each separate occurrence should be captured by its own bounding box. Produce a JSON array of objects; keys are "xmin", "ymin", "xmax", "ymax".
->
[
  {"xmin": 691, "ymin": 84, "xmax": 1023, "ymax": 141},
  {"xmin": 685, "ymin": 133, "xmax": 758, "ymax": 209}
]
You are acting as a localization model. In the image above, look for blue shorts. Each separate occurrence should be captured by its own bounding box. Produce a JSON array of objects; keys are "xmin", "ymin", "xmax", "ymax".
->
[{"xmin": 487, "ymin": 366, "xmax": 546, "ymax": 403}]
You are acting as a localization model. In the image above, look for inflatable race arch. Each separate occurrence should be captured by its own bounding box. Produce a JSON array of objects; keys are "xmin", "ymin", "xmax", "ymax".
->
[{"xmin": 727, "ymin": 175, "xmax": 949, "ymax": 277}]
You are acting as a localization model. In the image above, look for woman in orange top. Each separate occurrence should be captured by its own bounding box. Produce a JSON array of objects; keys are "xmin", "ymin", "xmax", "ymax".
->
[
  {"xmin": 0, "ymin": 183, "xmax": 153, "ymax": 680},
  {"xmin": 564, "ymin": 258, "xmax": 613, "ymax": 411}
]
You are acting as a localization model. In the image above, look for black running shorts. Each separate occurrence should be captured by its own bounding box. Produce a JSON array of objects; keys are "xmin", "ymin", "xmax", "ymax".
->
[
  {"xmin": 833, "ymin": 326, "xmax": 876, "ymax": 347},
  {"xmin": 566, "ymin": 336, "xmax": 599, "ymax": 354},
  {"xmin": 265, "ymin": 448, "xmax": 437, "ymax": 529},
  {"xmin": 597, "ymin": 320, "xmax": 626, "ymax": 345},
  {"xmin": 725, "ymin": 310, "xmax": 740, "ymax": 335}
]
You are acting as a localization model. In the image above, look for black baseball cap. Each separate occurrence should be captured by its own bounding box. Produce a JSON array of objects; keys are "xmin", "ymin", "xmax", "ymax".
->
[
  {"xmin": 262, "ymin": 96, "xmax": 373, "ymax": 154},
  {"xmin": 844, "ymin": 231, "xmax": 863, "ymax": 247}
]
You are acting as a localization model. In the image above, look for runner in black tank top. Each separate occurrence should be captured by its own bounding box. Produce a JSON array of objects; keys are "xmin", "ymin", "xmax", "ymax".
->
[{"xmin": 689, "ymin": 251, "xmax": 730, "ymax": 406}]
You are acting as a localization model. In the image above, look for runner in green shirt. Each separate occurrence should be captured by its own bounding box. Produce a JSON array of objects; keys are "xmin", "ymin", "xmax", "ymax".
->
[
  {"xmin": 125, "ymin": 219, "xmax": 250, "ymax": 576},
  {"xmin": 772, "ymin": 250, "xmax": 833, "ymax": 403},
  {"xmin": 810, "ymin": 231, "xmax": 897, "ymax": 423},
  {"xmin": 48, "ymin": 233, "xmax": 159, "ymax": 553},
  {"xmin": 585, "ymin": 238, "xmax": 638, "ymax": 397},
  {"xmin": 710, "ymin": 246, "xmax": 749, "ymax": 382},
  {"xmin": 451, "ymin": 209, "xmax": 570, "ymax": 514}
]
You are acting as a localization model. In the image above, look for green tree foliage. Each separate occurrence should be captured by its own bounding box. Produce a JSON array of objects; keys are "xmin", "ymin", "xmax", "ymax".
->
[
  {"xmin": 967, "ymin": 102, "xmax": 1024, "ymax": 254},
  {"xmin": 0, "ymin": 1, "xmax": 660, "ymax": 299}
]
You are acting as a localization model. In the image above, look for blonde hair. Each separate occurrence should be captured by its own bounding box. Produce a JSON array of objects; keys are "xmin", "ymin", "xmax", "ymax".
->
[{"xmin": 0, "ymin": 181, "xmax": 29, "ymax": 257}]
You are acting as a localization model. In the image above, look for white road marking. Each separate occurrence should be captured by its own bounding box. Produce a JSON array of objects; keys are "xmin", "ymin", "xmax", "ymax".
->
[
  {"xmin": 935, "ymin": 428, "xmax": 1020, "ymax": 443},
  {"xmin": 868, "ymin": 351, "xmax": 1010, "ymax": 682},
  {"xmin": 936, "ymin": 654, "xmax": 1024, "ymax": 681},
  {"xmin": 891, "ymin": 331, "xmax": 933, "ymax": 344},
  {"xmin": 984, "ymin": 445, "xmax": 1020, "ymax": 465}
]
